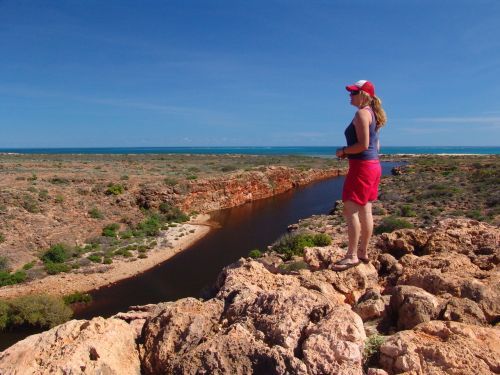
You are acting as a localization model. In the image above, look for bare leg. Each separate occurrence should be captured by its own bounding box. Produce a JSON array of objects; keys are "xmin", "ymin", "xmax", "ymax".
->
[
  {"xmin": 344, "ymin": 200, "xmax": 361, "ymax": 261},
  {"xmin": 331, "ymin": 200, "xmax": 361, "ymax": 270},
  {"xmin": 358, "ymin": 202, "xmax": 373, "ymax": 259}
]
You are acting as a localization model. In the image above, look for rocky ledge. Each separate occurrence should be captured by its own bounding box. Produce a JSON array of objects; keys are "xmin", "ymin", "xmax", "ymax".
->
[{"xmin": 0, "ymin": 218, "xmax": 498, "ymax": 374}]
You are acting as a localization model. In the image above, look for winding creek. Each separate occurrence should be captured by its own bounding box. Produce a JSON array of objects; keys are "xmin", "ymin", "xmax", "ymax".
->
[{"xmin": 1, "ymin": 161, "xmax": 401, "ymax": 350}]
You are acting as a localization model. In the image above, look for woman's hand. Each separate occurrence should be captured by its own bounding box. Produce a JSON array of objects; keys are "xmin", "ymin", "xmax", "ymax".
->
[{"xmin": 336, "ymin": 148, "xmax": 346, "ymax": 158}]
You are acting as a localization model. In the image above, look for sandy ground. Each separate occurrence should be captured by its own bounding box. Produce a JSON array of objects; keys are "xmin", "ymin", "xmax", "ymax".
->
[{"xmin": 0, "ymin": 214, "xmax": 213, "ymax": 299}]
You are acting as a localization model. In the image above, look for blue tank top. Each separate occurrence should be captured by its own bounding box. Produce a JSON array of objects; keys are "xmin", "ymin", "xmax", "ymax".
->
[{"xmin": 344, "ymin": 107, "xmax": 379, "ymax": 160}]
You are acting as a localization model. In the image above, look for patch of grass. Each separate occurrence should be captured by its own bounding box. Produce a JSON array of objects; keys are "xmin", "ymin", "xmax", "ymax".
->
[
  {"xmin": 22, "ymin": 261, "xmax": 35, "ymax": 270},
  {"xmin": 55, "ymin": 194, "xmax": 64, "ymax": 203},
  {"xmin": 49, "ymin": 176, "xmax": 70, "ymax": 185},
  {"xmin": 374, "ymin": 216, "xmax": 413, "ymax": 235},
  {"xmin": 21, "ymin": 194, "xmax": 40, "ymax": 213},
  {"xmin": 88, "ymin": 207, "xmax": 104, "ymax": 219},
  {"xmin": 0, "ymin": 256, "xmax": 8, "ymax": 272},
  {"xmin": 163, "ymin": 177, "xmax": 178, "ymax": 186}
]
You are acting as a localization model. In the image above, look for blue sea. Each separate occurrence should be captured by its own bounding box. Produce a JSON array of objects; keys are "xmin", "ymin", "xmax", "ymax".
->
[{"xmin": 0, "ymin": 146, "xmax": 499, "ymax": 157}]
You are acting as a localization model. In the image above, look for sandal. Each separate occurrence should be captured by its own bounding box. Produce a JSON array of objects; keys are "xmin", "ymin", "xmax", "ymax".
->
[
  {"xmin": 358, "ymin": 257, "xmax": 370, "ymax": 264},
  {"xmin": 331, "ymin": 258, "xmax": 361, "ymax": 271}
]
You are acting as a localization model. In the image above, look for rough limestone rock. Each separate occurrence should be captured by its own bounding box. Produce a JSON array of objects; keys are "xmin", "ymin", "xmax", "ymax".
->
[
  {"xmin": 141, "ymin": 259, "xmax": 366, "ymax": 374},
  {"xmin": 377, "ymin": 218, "xmax": 500, "ymax": 269},
  {"xmin": 303, "ymin": 245, "xmax": 342, "ymax": 270},
  {"xmin": 353, "ymin": 289, "xmax": 386, "ymax": 321},
  {"xmin": 441, "ymin": 296, "xmax": 488, "ymax": 326},
  {"xmin": 389, "ymin": 285, "xmax": 440, "ymax": 330},
  {"xmin": 397, "ymin": 253, "xmax": 500, "ymax": 323},
  {"xmin": 0, "ymin": 317, "xmax": 140, "ymax": 375},
  {"xmin": 379, "ymin": 321, "xmax": 500, "ymax": 375}
]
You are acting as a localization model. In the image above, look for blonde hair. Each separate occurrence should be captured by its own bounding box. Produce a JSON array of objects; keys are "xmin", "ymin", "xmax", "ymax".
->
[{"xmin": 358, "ymin": 91, "xmax": 387, "ymax": 130}]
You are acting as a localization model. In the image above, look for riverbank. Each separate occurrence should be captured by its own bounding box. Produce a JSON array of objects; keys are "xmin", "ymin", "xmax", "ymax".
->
[{"xmin": 0, "ymin": 214, "xmax": 212, "ymax": 299}]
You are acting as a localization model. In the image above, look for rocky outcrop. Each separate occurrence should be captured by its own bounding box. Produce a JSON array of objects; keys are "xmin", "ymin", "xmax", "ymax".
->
[
  {"xmin": 389, "ymin": 285, "xmax": 440, "ymax": 330},
  {"xmin": 0, "ymin": 317, "xmax": 140, "ymax": 375},
  {"xmin": 379, "ymin": 321, "xmax": 500, "ymax": 375}
]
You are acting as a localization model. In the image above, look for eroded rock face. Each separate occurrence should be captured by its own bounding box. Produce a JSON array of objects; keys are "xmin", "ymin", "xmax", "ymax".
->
[
  {"xmin": 0, "ymin": 317, "xmax": 140, "ymax": 375},
  {"xmin": 379, "ymin": 321, "xmax": 500, "ymax": 375}
]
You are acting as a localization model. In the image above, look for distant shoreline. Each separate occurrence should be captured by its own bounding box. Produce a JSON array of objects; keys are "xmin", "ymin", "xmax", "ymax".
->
[{"xmin": 1, "ymin": 146, "xmax": 499, "ymax": 156}]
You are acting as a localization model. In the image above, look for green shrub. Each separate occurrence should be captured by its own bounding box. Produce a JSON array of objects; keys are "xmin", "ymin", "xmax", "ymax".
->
[
  {"xmin": 374, "ymin": 216, "xmax": 413, "ymax": 234},
  {"xmin": 106, "ymin": 183, "xmax": 125, "ymax": 195},
  {"xmin": 248, "ymin": 249, "xmax": 262, "ymax": 258},
  {"xmin": 38, "ymin": 189, "xmax": 49, "ymax": 200},
  {"xmin": 159, "ymin": 202, "xmax": 189, "ymax": 222},
  {"xmin": 27, "ymin": 173, "xmax": 37, "ymax": 181},
  {"xmin": 41, "ymin": 244, "xmax": 71, "ymax": 264},
  {"xmin": 88, "ymin": 207, "xmax": 104, "ymax": 219},
  {"xmin": 7, "ymin": 294, "xmax": 73, "ymax": 329},
  {"xmin": 0, "ymin": 271, "xmax": 27, "ymax": 286},
  {"xmin": 312, "ymin": 233, "xmax": 332, "ymax": 246},
  {"xmin": 0, "ymin": 232, "xmax": 5, "ymax": 243},
  {"xmin": 220, "ymin": 165, "xmax": 237, "ymax": 172},
  {"xmin": 135, "ymin": 216, "xmax": 162, "ymax": 237},
  {"xmin": 102, "ymin": 223, "xmax": 120, "ymax": 237},
  {"xmin": 44, "ymin": 263, "xmax": 70, "ymax": 275},
  {"xmin": 55, "ymin": 195, "xmax": 64, "ymax": 203},
  {"xmin": 103, "ymin": 257, "xmax": 113, "ymax": 264},
  {"xmin": 119, "ymin": 230, "xmax": 134, "ymax": 239},
  {"xmin": 63, "ymin": 292, "xmax": 92, "ymax": 305},
  {"xmin": 120, "ymin": 175, "xmax": 129, "ymax": 180},
  {"xmin": 186, "ymin": 175, "xmax": 197, "ymax": 180}
]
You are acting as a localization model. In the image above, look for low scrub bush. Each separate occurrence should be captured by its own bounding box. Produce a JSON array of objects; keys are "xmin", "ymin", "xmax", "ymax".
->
[
  {"xmin": 102, "ymin": 223, "xmax": 120, "ymax": 237},
  {"xmin": 41, "ymin": 244, "xmax": 71, "ymax": 264},
  {"xmin": 3, "ymin": 294, "xmax": 72, "ymax": 330},
  {"xmin": 0, "ymin": 232, "xmax": 5, "ymax": 243},
  {"xmin": 272, "ymin": 232, "xmax": 332, "ymax": 260},
  {"xmin": 400, "ymin": 204, "xmax": 417, "ymax": 217},
  {"xmin": 106, "ymin": 183, "xmax": 125, "ymax": 195},
  {"xmin": 0, "ymin": 271, "xmax": 27, "ymax": 286},
  {"xmin": 63, "ymin": 292, "xmax": 92, "ymax": 305},
  {"xmin": 158, "ymin": 202, "xmax": 189, "ymax": 222},
  {"xmin": 0, "ymin": 256, "xmax": 8, "ymax": 272},
  {"xmin": 87, "ymin": 254, "xmax": 102, "ymax": 263},
  {"xmin": 21, "ymin": 194, "xmax": 40, "ymax": 213},
  {"xmin": 374, "ymin": 216, "xmax": 413, "ymax": 234},
  {"xmin": 49, "ymin": 176, "xmax": 70, "ymax": 185},
  {"xmin": 135, "ymin": 215, "xmax": 162, "ymax": 237},
  {"xmin": 44, "ymin": 262, "xmax": 70, "ymax": 275}
]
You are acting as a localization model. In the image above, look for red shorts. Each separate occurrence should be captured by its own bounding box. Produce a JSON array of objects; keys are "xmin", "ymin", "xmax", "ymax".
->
[{"xmin": 342, "ymin": 159, "xmax": 381, "ymax": 206}]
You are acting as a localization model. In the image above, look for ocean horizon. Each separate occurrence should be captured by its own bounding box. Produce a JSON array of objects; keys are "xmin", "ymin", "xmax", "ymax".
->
[{"xmin": 0, "ymin": 146, "xmax": 499, "ymax": 157}]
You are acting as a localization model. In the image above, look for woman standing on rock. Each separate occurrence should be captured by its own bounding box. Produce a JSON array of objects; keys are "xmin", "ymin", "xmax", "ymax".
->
[{"xmin": 332, "ymin": 80, "xmax": 387, "ymax": 271}]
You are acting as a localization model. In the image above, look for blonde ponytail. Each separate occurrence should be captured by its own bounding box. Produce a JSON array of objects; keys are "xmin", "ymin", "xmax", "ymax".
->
[{"xmin": 371, "ymin": 95, "xmax": 387, "ymax": 130}]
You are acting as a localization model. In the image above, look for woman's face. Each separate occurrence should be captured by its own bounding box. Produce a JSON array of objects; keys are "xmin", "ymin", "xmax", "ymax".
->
[{"xmin": 349, "ymin": 90, "xmax": 362, "ymax": 107}]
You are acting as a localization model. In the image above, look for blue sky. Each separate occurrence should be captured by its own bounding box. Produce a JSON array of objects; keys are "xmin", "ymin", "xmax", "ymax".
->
[{"xmin": 1, "ymin": 0, "xmax": 499, "ymax": 147}]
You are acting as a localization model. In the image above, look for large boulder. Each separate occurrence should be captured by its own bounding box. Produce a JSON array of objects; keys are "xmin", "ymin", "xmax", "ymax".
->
[
  {"xmin": 0, "ymin": 317, "xmax": 140, "ymax": 375},
  {"xmin": 141, "ymin": 259, "xmax": 367, "ymax": 375},
  {"xmin": 379, "ymin": 321, "xmax": 500, "ymax": 375}
]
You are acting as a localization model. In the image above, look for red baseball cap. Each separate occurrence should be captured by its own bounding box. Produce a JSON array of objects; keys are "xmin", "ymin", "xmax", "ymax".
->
[{"xmin": 346, "ymin": 80, "xmax": 375, "ymax": 97}]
